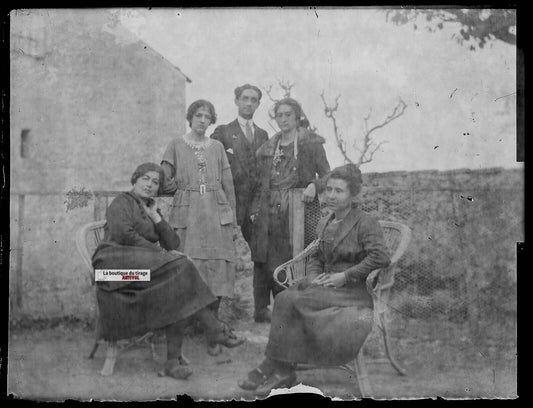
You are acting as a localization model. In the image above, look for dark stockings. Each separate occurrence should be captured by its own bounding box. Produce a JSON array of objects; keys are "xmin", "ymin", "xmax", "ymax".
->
[
  {"xmin": 196, "ymin": 304, "xmax": 224, "ymax": 339},
  {"xmin": 165, "ymin": 301, "xmax": 223, "ymax": 359},
  {"xmin": 165, "ymin": 318, "xmax": 189, "ymax": 360},
  {"xmin": 208, "ymin": 296, "xmax": 222, "ymax": 319}
]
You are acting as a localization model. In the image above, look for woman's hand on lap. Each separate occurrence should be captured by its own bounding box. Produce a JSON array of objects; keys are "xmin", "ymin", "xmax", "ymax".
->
[{"xmin": 312, "ymin": 272, "xmax": 346, "ymax": 288}]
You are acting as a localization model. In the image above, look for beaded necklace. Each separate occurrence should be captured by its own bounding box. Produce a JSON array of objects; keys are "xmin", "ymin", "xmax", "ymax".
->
[{"xmin": 183, "ymin": 135, "xmax": 212, "ymax": 195}]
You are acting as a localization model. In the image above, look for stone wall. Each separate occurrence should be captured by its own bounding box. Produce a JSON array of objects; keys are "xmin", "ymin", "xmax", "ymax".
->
[{"xmin": 359, "ymin": 167, "xmax": 522, "ymax": 334}]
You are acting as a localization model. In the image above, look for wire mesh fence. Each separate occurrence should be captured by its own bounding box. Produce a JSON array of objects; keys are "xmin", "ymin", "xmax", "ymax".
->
[
  {"xmin": 305, "ymin": 186, "xmax": 520, "ymax": 358},
  {"xmin": 87, "ymin": 182, "xmax": 520, "ymax": 367}
]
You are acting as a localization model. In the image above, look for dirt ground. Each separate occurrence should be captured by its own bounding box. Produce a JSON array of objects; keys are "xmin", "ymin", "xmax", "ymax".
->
[
  {"xmin": 7, "ymin": 315, "xmax": 517, "ymax": 402},
  {"xmin": 7, "ymin": 237, "xmax": 517, "ymax": 401}
]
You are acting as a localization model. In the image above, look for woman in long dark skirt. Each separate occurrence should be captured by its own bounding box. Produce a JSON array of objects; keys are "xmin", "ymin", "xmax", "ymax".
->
[
  {"xmin": 238, "ymin": 164, "xmax": 391, "ymax": 395},
  {"xmin": 92, "ymin": 162, "xmax": 245, "ymax": 380}
]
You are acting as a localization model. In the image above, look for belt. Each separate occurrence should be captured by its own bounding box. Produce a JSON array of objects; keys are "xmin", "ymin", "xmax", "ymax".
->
[{"xmin": 177, "ymin": 183, "xmax": 221, "ymax": 195}]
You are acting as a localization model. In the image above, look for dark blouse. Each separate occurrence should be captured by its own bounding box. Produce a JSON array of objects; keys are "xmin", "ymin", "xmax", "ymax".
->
[
  {"xmin": 102, "ymin": 192, "xmax": 179, "ymax": 252},
  {"xmin": 270, "ymin": 142, "xmax": 299, "ymax": 190},
  {"xmin": 307, "ymin": 207, "xmax": 391, "ymax": 287},
  {"xmin": 92, "ymin": 192, "xmax": 183, "ymax": 287}
]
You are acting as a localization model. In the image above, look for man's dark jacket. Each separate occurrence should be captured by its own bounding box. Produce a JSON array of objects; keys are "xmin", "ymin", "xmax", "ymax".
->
[{"xmin": 211, "ymin": 119, "xmax": 269, "ymax": 234}]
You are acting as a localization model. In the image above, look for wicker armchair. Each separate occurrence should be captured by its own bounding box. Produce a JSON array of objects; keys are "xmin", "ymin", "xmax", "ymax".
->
[
  {"xmin": 273, "ymin": 220, "xmax": 412, "ymax": 398},
  {"xmin": 75, "ymin": 220, "xmax": 159, "ymax": 376}
]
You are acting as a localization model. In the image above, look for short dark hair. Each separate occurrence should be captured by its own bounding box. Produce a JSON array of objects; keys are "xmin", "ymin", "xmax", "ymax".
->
[
  {"xmin": 131, "ymin": 162, "xmax": 165, "ymax": 195},
  {"xmin": 234, "ymin": 84, "xmax": 262, "ymax": 101},
  {"xmin": 186, "ymin": 99, "xmax": 217, "ymax": 127},
  {"xmin": 273, "ymin": 97, "xmax": 304, "ymax": 126},
  {"xmin": 327, "ymin": 164, "xmax": 363, "ymax": 196}
]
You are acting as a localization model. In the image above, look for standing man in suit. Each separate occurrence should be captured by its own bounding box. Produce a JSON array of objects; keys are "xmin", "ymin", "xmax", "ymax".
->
[{"xmin": 211, "ymin": 84, "xmax": 270, "ymax": 322}]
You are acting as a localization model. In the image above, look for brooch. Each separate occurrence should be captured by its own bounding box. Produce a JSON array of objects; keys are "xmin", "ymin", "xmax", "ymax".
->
[
  {"xmin": 232, "ymin": 134, "xmax": 238, "ymax": 140},
  {"xmin": 272, "ymin": 145, "xmax": 284, "ymax": 168}
]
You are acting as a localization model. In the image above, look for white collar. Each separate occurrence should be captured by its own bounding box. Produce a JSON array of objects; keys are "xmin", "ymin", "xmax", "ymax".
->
[{"xmin": 237, "ymin": 116, "xmax": 254, "ymax": 128}]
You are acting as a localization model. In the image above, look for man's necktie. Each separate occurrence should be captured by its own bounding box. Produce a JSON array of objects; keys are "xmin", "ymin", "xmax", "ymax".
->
[{"xmin": 245, "ymin": 121, "xmax": 254, "ymax": 144}]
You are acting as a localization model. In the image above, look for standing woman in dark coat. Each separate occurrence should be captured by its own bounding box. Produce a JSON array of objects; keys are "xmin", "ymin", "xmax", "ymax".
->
[
  {"xmin": 238, "ymin": 164, "xmax": 391, "ymax": 395},
  {"xmin": 249, "ymin": 97, "xmax": 331, "ymax": 322},
  {"xmin": 92, "ymin": 163, "xmax": 245, "ymax": 380}
]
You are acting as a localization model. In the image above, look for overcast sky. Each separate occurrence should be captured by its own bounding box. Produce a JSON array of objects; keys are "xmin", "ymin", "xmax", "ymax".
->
[{"xmin": 117, "ymin": 7, "xmax": 519, "ymax": 173}]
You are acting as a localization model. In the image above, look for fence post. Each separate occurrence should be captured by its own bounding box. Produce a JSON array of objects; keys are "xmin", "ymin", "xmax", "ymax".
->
[
  {"xmin": 290, "ymin": 189, "xmax": 305, "ymax": 257},
  {"xmin": 94, "ymin": 193, "xmax": 107, "ymax": 221},
  {"xmin": 15, "ymin": 194, "xmax": 25, "ymax": 310}
]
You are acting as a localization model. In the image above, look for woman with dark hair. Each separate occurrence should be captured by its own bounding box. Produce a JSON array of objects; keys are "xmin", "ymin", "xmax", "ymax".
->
[
  {"xmin": 92, "ymin": 162, "xmax": 245, "ymax": 380},
  {"xmin": 161, "ymin": 100, "xmax": 244, "ymax": 355},
  {"xmin": 238, "ymin": 164, "xmax": 391, "ymax": 395},
  {"xmin": 249, "ymin": 97, "xmax": 331, "ymax": 323}
]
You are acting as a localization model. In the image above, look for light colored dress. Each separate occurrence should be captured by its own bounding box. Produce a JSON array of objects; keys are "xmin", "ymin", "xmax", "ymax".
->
[{"xmin": 161, "ymin": 136, "xmax": 237, "ymax": 297}]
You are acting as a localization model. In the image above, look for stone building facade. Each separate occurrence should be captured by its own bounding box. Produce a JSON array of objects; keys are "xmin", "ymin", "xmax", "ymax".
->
[{"xmin": 9, "ymin": 10, "xmax": 191, "ymax": 319}]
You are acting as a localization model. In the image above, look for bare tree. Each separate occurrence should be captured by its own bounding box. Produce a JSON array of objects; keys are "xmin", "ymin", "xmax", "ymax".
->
[
  {"xmin": 264, "ymin": 79, "xmax": 407, "ymax": 165},
  {"xmin": 321, "ymin": 92, "xmax": 407, "ymax": 166},
  {"xmin": 262, "ymin": 80, "xmax": 290, "ymax": 132},
  {"xmin": 263, "ymin": 78, "xmax": 295, "ymax": 102}
]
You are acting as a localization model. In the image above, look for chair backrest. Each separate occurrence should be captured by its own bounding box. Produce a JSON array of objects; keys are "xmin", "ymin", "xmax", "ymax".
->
[
  {"xmin": 75, "ymin": 220, "xmax": 107, "ymax": 285},
  {"xmin": 374, "ymin": 221, "xmax": 412, "ymax": 289},
  {"xmin": 379, "ymin": 221, "xmax": 412, "ymax": 264}
]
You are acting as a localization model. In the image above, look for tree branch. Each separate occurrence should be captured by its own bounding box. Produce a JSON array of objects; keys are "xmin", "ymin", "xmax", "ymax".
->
[
  {"xmin": 359, "ymin": 140, "xmax": 389, "ymax": 165},
  {"xmin": 320, "ymin": 91, "xmax": 353, "ymax": 164},
  {"xmin": 278, "ymin": 78, "xmax": 295, "ymax": 98},
  {"xmin": 322, "ymin": 92, "xmax": 407, "ymax": 166},
  {"xmin": 365, "ymin": 98, "xmax": 407, "ymax": 140},
  {"xmin": 262, "ymin": 84, "xmax": 277, "ymax": 104}
]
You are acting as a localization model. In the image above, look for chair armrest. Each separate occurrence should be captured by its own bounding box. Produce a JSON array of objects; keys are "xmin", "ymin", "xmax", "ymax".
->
[
  {"xmin": 365, "ymin": 268, "xmax": 381, "ymax": 298},
  {"xmin": 366, "ymin": 267, "xmax": 394, "ymax": 318},
  {"xmin": 273, "ymin": 239, "xmax": 320, "ymax": 288},
  {"xmin": 76, "ymin": 227, "xmax": 96, "ymax": 285}
]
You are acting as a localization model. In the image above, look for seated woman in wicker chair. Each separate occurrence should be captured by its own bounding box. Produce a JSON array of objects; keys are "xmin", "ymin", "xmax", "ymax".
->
[
  {"xmin": 92, "ymin": 162, "xmax": 245, "ymax": 380},
  {"xmin": 237, "ymin": 164, "xmax": 391, "ymax": 395}
]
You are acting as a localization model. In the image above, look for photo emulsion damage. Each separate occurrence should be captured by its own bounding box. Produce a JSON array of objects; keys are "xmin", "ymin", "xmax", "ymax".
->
[{"xmin": 7, "ymin": 7, "xmax": 520, "ymax": 401}]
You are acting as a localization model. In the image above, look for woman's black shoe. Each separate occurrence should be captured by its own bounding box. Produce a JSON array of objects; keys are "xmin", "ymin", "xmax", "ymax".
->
[
  {"xmin": 210, "ymin": 325, "xmax": 246, "ymax": 348},
  {"xmin": 254, "ymin": 308, "xmax": 272, "ymax": 323},
  {"xmin": 255, "ymin": 371, "xmax": 297, "ymax": 396}
]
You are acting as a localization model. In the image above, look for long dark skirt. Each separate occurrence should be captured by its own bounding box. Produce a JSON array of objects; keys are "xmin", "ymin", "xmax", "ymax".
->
[
  {"xmin": 266, "ymin": 196, "xmax": 292, "ymax": 273},
  {"xmin": 96, "ymin": 256, "xmax": 216, "ymax": 341},
  {"xmin": 265, "ymin": 282, "xmax": 373, "ymax": 366}
]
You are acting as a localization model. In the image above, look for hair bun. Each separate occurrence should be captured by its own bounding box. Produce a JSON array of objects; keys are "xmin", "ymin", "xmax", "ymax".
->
[
  {"xmin": 345, "ymin": 163, "xmax": 362, "ymax": 178},
  {"xmin": 345, "ymin": 163, "xmax": 359, "ymax": 171}
]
